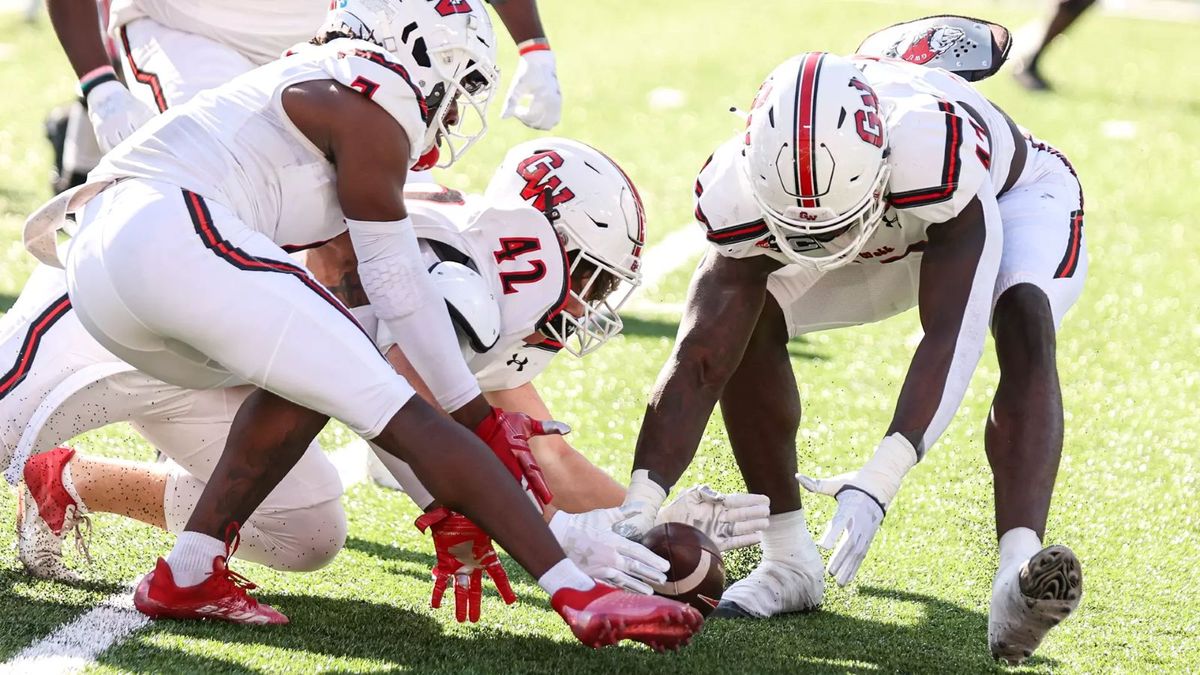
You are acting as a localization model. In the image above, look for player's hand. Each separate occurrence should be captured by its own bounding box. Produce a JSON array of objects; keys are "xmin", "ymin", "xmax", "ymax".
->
[
  {"xmin": 656, "ymin": 485, "xmax": 771, "ymax": 551},
  {"xmin": 611, "ymin": 470, "xmax": 667, "ymax": 542},
  {"xmin": 549, "ymin": 511, "xmax": 669, "ymax": 595},
  {"xmin": 415, "ymin": 507, "xmax": 516, "ymax": 622},
  {"xmin": 85, "ymin": 80, "xmax": 156, "ymax": 153},
  {"xmin": 500, "ymin": 49, "xmax": 561, "ymax": 130},
  {"xmin": 473, "ymin": 407, "xmax": 568, "ymax": 510},
  {"xmin": 797, "ymin": 433, "xmax": 918, "ymax": 586}
]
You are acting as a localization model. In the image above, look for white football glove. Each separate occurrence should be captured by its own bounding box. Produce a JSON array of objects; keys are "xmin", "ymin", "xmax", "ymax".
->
[
  {"xmin": 500, "ymin": 50, "xmax": 561, "ymax": 130},
  {"xmin": 85, "ymin": 80, "xmax": 156, "ymax": 153},
  {"xmin": 797, "ymin": 434, "xmax": 918, "ymax": 587},
  {"xmin": 657, "ymin": 485, "xmax": 771, "ymax": 551},
  {"xmin": 611, "ymin": 469, "xmax": 666, "ymax": 542},
  {"xmin": 549, "ymin": 510, "xmax": 668, "ymax": 595}
]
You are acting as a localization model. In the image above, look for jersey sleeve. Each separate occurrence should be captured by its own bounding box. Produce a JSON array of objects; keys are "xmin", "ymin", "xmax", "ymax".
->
[
  {"xmin": 693, "ymin": 137, "xmax": 777, "ymax": 260},
  {"xmin": 885, "ymin": 98, "xmax": 990, "ymax": 224},
  {"xmin": 321, "ymin": 42, "xmax": 430, "ymax": 164},
  {"xmin": 475, "ymin": 342, "xmax": 558, "ymax": 392}
]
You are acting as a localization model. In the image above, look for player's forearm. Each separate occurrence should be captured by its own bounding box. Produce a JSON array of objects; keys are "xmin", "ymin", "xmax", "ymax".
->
[
  {"xmin": 47, "ymin": 0, "xmax": 113, "ymax": 78},
  {"xmin": 886, "ymin": 329, "xmax": 986, "ymax": 455},
  {"xmin": 487, "ymin": 0, "xmax": 546, "ymax": 44},
  {"xmin": 631, "ymin": 355, "xmax": 724, "ymax": 490}
]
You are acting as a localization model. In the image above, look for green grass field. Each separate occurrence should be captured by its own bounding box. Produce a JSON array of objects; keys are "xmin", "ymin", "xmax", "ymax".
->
[{"xmin": 2, "ymin": 0, "xmax": 1199, "ymax": 672}]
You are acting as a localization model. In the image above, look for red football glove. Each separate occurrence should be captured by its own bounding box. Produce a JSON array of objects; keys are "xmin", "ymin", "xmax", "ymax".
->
[
  {"xmin": 415, "ymin": 507, "xmax": 517, "ymax": 623},
  {"xmin": 472, "ymin": 407, "xmax": 568, "ymax": 510}
]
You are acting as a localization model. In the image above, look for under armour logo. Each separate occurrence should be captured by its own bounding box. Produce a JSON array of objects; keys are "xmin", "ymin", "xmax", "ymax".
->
[{"xmin": 507, "ymin": 355, "xmax": 529, "ymax": 371}]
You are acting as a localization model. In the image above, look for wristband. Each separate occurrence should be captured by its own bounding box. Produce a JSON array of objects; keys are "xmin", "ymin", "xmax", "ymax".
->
[
  {"xmin": 79, "ymin": 65, "xmax": 119, "ymax": 101},
  {"xmin": 516, "ymin": 38, "xmax": 551, "ymax": 56}
]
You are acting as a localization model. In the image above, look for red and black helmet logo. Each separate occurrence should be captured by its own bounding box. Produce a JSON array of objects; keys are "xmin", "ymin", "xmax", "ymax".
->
[{"xmin": 432, "ymin": 0, "xmax": 472, "ymax": 17}]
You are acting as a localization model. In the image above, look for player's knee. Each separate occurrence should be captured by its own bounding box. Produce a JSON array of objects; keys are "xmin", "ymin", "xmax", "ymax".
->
[
  {"xmin": 993, "ymin": 284, "xmax": 1057, "ymax": 372},
  {"xmin": 282, "ymin": 500, "xmax": 348, "ymax": 572}
]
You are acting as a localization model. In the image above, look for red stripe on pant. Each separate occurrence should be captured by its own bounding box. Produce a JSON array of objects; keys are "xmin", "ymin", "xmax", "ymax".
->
[
  {"xmin": 0, "ymin": 294, "xmax": 72, "ymax": 400},
  {"xmin": 179, "ymin": 190, "xmax": 376, "ymax": 347},
  {"xmin": 1054, "ymin": 210, "xmax": 1085, "ymax": 279}
]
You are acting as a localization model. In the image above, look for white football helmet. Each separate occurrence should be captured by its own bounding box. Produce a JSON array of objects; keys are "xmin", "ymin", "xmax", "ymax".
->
[
  {"xmin": 484, "ymin": 138, "xmax": 645, "ymax": 357},
  {"xmin": 319, "ymin": 0, "xmax": 499, "ymax": 168},
  {"xmin": 741, "ymin": 52, "xmax": 891, "ymax": 270}
]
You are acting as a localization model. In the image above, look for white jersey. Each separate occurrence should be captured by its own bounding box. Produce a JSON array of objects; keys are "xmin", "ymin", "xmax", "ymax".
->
[
  {"xmin": 697, "ymin": 57, "xmax": 1016, "ymax": 267},
  {"xmin": 109, "ymin": 0, "xmax": 327, "ymax": 66},
  {"xmin": 377, "ymin": 185, "xmax": 570, "ymax": 392},
  {"xmin": 89, "ymin": 39, "xmax": 429, "ymax": 252}
]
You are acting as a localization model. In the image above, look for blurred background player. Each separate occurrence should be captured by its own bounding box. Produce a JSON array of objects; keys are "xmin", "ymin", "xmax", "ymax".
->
[
  {"xmin": 1011, "ymin": 0, "xmax": 1098, "ymax": 91},
  {"xmin": 42, "ymin": 0, "xmax": 563, "ymax": 193}
]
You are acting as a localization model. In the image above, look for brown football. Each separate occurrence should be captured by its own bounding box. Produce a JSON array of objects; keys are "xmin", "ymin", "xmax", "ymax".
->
[{"xmin": 641, "ymin": 522, "xmax": 725, "ymax": 617}]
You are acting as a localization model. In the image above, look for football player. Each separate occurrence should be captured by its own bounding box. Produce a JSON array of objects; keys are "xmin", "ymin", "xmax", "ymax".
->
[
  {"xmin": 20, "ymin": 0, "xmax": 703, "ymax": 648},
  {"xmin": 44, "ymin": 0, "xmax": 562, "ymax": 193},
  {"xmin": 12, "ymin": 139, "xmax": 767, "ymax": 617},
  {"xmin": 610, "ymin": 49, "xmax": 1086, "ymax": 664}
]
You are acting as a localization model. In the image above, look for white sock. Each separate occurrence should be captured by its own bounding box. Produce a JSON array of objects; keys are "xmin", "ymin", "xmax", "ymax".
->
[
  {"xmin": 165, "ymin": 531, "xmax": 225, "ymax": 587},
  {"xmin": 538, "ymin": 559, "xmax": 596, "ymax": 596},
  {"xmin": 998, "ymin": 527, "xmax": 1043, "ymax": 575},
  {"xmin": 761, "ymin": 509, "xmax": 820, "ymax": 566}
]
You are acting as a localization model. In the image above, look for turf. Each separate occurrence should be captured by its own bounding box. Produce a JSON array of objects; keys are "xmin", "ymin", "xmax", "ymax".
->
[{"xmin": 1, "ymin": 0, "xmax": 1199, "ymax": 672}]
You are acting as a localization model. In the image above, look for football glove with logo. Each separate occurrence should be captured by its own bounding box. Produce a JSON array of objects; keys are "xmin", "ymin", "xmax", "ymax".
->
[
  {"xmin": 797, "ymin": 433, "xmax": 918, "ymax": 586},
  {"xmin": 473, "ymin": 408, "xmax": 567, "ymax": 510},
  {"xmin": 416, "ymin": 507, "xmax": 516, "ymax": 623},
  {"xmin": 548, "ymin": 510, "xmax": 669, "ymax": 595},
  {"xmin": 85, "ymin": 80, "xmax": 155, "ymax": 153},
  {"xmin": 501, "ymin": 47, "xmax": 561, "ymax": 130},
  {"xmin": 610, "ymin": 477, "xmax": 771, "ymax": 551}
]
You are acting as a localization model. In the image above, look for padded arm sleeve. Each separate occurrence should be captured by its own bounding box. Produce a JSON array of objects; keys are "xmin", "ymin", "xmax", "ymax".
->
[{"xmin": 347, "ymin": 217, "xmax": 481, "ymax": 412}]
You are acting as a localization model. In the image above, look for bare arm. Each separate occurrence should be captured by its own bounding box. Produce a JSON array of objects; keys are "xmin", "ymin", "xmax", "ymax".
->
[
  {"xmin": 631, "ymin": 250, "xmax": 782, "ymax": 489},
  {"xmin": 283, "ymin": 81, "xmax": 488, "ymax": 425},
  {"xmin": 47, "ymin": 0, "xmax": 111, "ymax": 78},
  {"xmin": 488, "ymin": 0, "xmax": 547, "ymax": 44},
  {"xmin": 887, "ymin": 191, "xmax": 1003, "ymax": 456}
]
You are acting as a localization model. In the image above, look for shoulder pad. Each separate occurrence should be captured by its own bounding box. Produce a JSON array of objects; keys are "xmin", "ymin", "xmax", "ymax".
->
[
  {"xmin": 693, "ymin": 138, "xmax": 776, "ymax": 260},
  {"xmin": 320, "ymin": 40, "xmax": 429, "ymax": 163},
  {"xmin": 886, "ymin": 98, "xmax": 990, "ymax": 223},
  {"xmin": 857, "ymin": 15, "xmax": 1011, "ymax": 82}
]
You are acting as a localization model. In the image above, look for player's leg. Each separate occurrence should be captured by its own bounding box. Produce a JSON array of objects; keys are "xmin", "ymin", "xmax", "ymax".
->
[
  {"xmin": 114, "ymin": 17, "xmax": 256, "ymax": 111},
  {"xmin": 1013, "ymin": 0, "xmax": 1098, "ymax": 91},
  {"xmin": 711, "ymin": 293, "xmax": 824, "ymax": 618},
  {"xmin": 986, "ymin": 142, "xmax": 1086, "ymax": 664}
]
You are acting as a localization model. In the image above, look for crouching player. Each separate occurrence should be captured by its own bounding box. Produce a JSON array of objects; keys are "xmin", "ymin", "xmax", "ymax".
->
[
  {"xmin": 612, "ymin": 51, "xmax": 1085, "ymax": 663},
  {"xmin": 12, "ymin": 139, "xmax": 767, "ymax": 617},
  {"xmin": 18, "ymin": 0, "xmax": 701, "ymax": 648}
]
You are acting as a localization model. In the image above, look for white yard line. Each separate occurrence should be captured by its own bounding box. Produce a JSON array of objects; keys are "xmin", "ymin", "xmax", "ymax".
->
[
  {"xmin": 0, "ymin": 443, "xmax": 371, "ymax": 674},
  {"xmin": 0, "ymin": 591, "xmax": 147, "ymax": 674},
  {"xmin": 625, "ymin": 222, "xmax": 707, "ymax": 317}
]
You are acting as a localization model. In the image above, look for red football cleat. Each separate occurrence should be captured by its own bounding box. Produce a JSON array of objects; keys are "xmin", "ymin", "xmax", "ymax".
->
[
  {"xmin": 552, "ymin": 582, "xmax": 704, "ymax": 651},
  {"xmin": 133, "ymin": 531, "xmax": 287, "ymax": 625}
]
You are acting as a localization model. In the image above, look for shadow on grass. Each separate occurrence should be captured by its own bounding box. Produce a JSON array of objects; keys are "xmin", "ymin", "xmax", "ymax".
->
[
  {"xmin": 621, "ymin": 315, "xmax": 825, "ymax": 362},
  {"xmin": 0, "ymin": 293, "xmax": 16, "ymax": 314},
  {"xmin": 87, "ymin": 582, "xmax": 1056, "ymax": 674},
  {"xmin": 0, "ymin": 568, "xmax": 128, "ymax": 659}
]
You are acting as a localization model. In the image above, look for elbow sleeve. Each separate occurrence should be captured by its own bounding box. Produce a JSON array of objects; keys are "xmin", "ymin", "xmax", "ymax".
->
[{"xmin": 348, "ymin": 217, "xmax": 481, "ymax": 411}]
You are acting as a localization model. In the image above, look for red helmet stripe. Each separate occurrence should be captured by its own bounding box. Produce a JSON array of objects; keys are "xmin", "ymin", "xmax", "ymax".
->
[{"xmin": 794, "ymin": 53, "xmax": 825, "ymax": 208}]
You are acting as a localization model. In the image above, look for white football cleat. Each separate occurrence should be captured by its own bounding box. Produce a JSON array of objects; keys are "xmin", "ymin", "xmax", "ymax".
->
[
  {"xmin": 989, "ymin": 544, "xmax": 1082, "ymax": 665},
  {"xmin": 17, "ymin": 447, "xmax": 90, "ymax": 583},
  {"xmin": 711, "ymin": 557, "xmax": 825, "ymax": 619}
]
